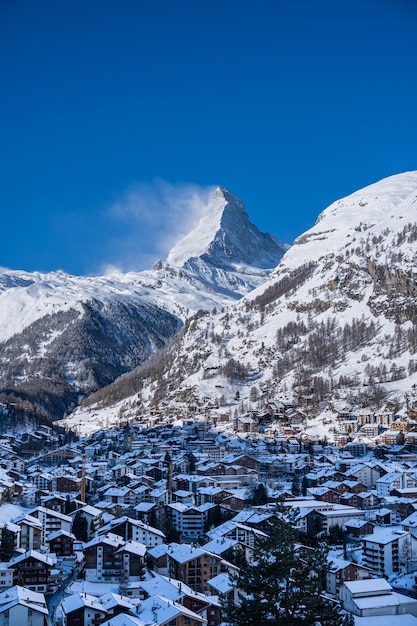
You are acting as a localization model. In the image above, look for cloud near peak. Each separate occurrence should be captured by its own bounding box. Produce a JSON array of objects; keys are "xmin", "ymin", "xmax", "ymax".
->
[{"xmin": 103, "ymin": 180, "xmax": 217, "ymax": 272}]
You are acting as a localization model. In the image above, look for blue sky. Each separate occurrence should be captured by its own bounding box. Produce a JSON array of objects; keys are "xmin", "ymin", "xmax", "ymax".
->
[{"xmin": 1, "ymin": 0, "xmax": 417, "ymax": 275}]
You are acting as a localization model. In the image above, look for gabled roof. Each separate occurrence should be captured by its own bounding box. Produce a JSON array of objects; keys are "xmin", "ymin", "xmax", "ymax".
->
[
  {"xmin": 47, "ymin": 529, "xmax": 76, "ymax": 542},
  {"xmin": 0, "ymin": 585, "xmax": 48, "ymax": 615},
  {"xmin": 9, "ymin": 550, "xmax": 55, "ymax": 567},
  {"xmin": 84, "ymin": 532, "xmax": 125, "ymax": 550},
  {"xmin": 116, "ymin": 540, "xmax": 147, "ymax": 557},
  {"xmin": 62, "ymin": 592, "xmax": 107, "ymax": 615}
]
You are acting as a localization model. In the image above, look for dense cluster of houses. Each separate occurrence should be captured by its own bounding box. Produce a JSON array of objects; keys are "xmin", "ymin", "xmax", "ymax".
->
[{"xmin": 2, "ymin": 407, "xmax": 417, "ymax": 624}]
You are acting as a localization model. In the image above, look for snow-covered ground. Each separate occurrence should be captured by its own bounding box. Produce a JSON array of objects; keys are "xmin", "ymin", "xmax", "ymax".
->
[{"xmin": 0, "ymin": 503, "xmax": 30, "ymax": 523}]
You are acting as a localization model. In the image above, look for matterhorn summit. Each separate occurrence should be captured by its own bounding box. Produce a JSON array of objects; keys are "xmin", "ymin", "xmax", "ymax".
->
[
  {"xmin": 161, "ymin": 186, "xmax": 288, "ymax": 298},
  {"xmin": 168, "ymin": 186, "xmax": 288, "ymax": 270}
]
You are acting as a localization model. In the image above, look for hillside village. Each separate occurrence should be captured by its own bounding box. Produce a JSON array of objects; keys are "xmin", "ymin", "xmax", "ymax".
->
[
  {"xmin": 2, "ymin": 174, "xmax": 417, "ymax": 625},
  {"xmin": 2, "ymin": 400, "xmax": 417, "ymax": 624}
]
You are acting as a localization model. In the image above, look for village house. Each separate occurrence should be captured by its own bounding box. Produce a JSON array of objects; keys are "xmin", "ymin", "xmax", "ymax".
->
[
  {"xmin": 362, "ymin": 527, "xmax": 415, "ymax": 577},
  {"xmin": 62, "ymin": 592, "xmax": 110, "ymax": 626},
  {"xmin": 343, "ymin": 518, "xmax": 375, "ymax": 538},
  {"xmin": 376, "ymin": 471, "xmax": 417, "ymax": 498},
  {"xmin": 12, "ymin": 514, "xmax": 43, "ymax": 552},
  {"xmin": 98, "ymin": 516, "xmax": 165, "ymax": 548},
  {"xmin": 135, "ymin": 594, "xmax": 207, "ymax": 626},
  {"xmin": 47, "ymin": 529, "xmax": 76, "ymax": 557},
  {"xmin": 326, "ymin": 556, "xmax": 372, "ymax": 596},
  {"xmin": 83, "ymin": 533, "xmax": 146, "ymax": 583},
  {"xmin": 28, "ymin": 506, "xmax": 72, "ymax": 546},
  {"xmin": 8, "ymin": 550, "xmax": 56, "ymax": 593},
  {"xmin": 139, "ymin": 572, "xmax": 222, "ymax": 626},
  {"xmin": 339, "ymin": 578, "xmax": 417, "ymax": 618},
  {"xmin": 166, "ymin": 544, "xmax": 225, "ymax": 593},
  {"xmin": 69, "ymin": 504, "xmax": 104, "ymax": 540},
  {"xmin": 0, "ymin": 585, "xmax": 48, "ymax": 626},
  {"xmin": 305, "ymin": 504, "xmax": 366, "ymax": 535}
]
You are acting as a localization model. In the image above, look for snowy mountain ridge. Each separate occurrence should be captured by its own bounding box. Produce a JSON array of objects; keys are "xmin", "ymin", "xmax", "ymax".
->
[
  {"xmin": 0, "ymin": 188, "xmax": 285, "ymax": 425},
  {"xmin": 63, "ymin": 171, "xmax": 417, "ymax": 439}
]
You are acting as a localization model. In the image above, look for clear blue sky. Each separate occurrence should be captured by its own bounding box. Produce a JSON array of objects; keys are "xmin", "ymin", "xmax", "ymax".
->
[{"xmin": 1, "ymin": 0, "xmax": 417, "ymax": 275}]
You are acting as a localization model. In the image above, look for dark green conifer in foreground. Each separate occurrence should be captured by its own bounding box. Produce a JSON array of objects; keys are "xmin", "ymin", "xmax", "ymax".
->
[{"xmin": 222, "ymin": 509, "xmax": 352, "ymax": 626}]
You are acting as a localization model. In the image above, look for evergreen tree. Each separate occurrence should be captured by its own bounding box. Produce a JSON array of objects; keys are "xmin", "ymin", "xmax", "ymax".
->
[
  {"xmin": 186, "ymin": 452, "xmax": 197, "ymax": 473},
  {"xmin": 291, "ymin": 474, "xmax": 301, "ymax": 496},
  {"xmin": 65, "ymin": 496, "xmax": 77, "ymax": 514},
  {"xmin": 72, "ymin": 511, "xmax": 88, "ymax": 542},
  {"xmin": 0, "ymin": 525, "xmax": 16, "ymax": 561},
  {"xmin": 251, "ymin": 483, "xmax": 269, "ymax": 505},
  {"xmin": 222, "ymin": 511, "xmax": 350, "ymax": 626},
  {"xmin": 148, "ymin": 508, "xmax": 158, "ymax": 528}
]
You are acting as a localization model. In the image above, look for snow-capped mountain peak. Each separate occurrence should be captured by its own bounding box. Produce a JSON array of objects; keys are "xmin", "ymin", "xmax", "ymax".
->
[
  {"xmin": 0, "ymin": 186, "xmax": 288, "ymax": 427},
  {"xmin": 167, "ymin": 186, "xmax": 288, "ymax": 271},
  {"xmin": 63, "ymin": 170, "xmax": 417, "ymax": 437}
]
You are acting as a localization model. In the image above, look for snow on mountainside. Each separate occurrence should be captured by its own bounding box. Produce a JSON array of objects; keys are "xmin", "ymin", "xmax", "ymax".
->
[
  {"xmin": 0, "ymin": 187, "xmax": 285, "ymax": 426},
  {"xmin": 168, "ymin": 187, "xmax": 288, "ymax": 270},
  {"xmin": 66, "ymin": 171, "xmax": 417, "ymax": 438}
]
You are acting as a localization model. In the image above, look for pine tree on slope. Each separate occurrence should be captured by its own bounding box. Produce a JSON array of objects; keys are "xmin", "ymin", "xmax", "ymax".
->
[{"xmin": 222, "ymin": 509, "xmax": 352, "ymax": 626}]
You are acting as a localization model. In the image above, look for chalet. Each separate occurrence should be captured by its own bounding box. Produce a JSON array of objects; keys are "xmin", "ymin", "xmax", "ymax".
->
[
  {"xmin": 343, "ymin": 518, "xmax": 375, "ymax": 538},
  {"xmin": 340, "ymin": 491, "xmax": 380, "ymax": 510},
  {"xmin": 222, "ymin": 454, "xmax": 260, "ymax": 472},
  {"xmin": 196, "ymin": 487, "xmax": 230, "ymax": 506},
  {"xmin": 236, "ymin": 416, "xmax": 256, "ymax": 434},
  {"xmin": 132, "ymin": 502, "xmax": 159, "ymax": 524},
  {"xmin": 40, "ymin": 493, "xmax": 67, "ymax": 512},
  {"xmin": 56, "ymin": 474, "xmax": 83, "ymax": 494},
  {"xmin": 102, "ymin": 486, "xmax": 136, "ymax": 506},
  {"xmin": 265, "ymin": 401, "xmax": 285, "ymax": 417},
  {"xmin": 306, "ymin": 486, "xmax": 339, "ymax": 504},
  {"xmin": 47, "ymin": 529, "xmax": 76, "ymax": 557},
  {"xmin": 8, "ymin": 550, "xmax": 55, "ymax": 593},
  {"xmin": 139, "ymin": 572, "xmax": 222, "ymax": 626},
  {"xmin": 138, "ymin": 595, "xmax": 207, "ymax": 626},
  {"xmin": 167, "ymin": 544, "xmax": 224, "ymax": 593},
  {"xmin": 146, "ymin": 543, "xmax": 177, "ymax": 576},
  {"xmin": 83, "ymin": 533, "xmax": 146, "ymax": 583},
  {"xmin": 326, "ymin": 556, "xmax": 372, "ymax": 596},
  {"xmin": 98, "ymin": 516, "xmax": 165, "ymax": 548},
  {"xmin": 220, "ymin": 490, "xmax": 250, "ymax": 512},
  {"xmin": 0, "ymin": 585, "xmax": 48, "ymax": 626},
  {"xmin": 69, "ymin": 504, "xmax": 104, "ymax": 540},
  {"xmin": 62, "ymin": 592, "xmax": 109, "ymax": 626}
]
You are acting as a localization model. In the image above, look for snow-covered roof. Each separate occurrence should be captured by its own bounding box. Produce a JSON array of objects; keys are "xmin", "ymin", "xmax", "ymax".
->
[{"xmin": 0, "ymin": 585, "xmax": 48, "ymax": 616}]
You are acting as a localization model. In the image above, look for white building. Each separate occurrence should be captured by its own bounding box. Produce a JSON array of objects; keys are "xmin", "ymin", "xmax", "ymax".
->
[
  {"xmin": 28, "ymin": 506, "xmax": 72, "ymax": 546},
  {"xmin": 339, "ymin": 578, "xmax": 417, "ymax": 618},
  {"xmin": 362, "ymin": 527, "xmax": 415, "ymax": 577},
  {"xmin": 376, "ymin": 472, "xmax": 416, "ymax": 498},
  {"xmin": 0, "ymin": 585, "xmax": 48, "ymax": 626}
]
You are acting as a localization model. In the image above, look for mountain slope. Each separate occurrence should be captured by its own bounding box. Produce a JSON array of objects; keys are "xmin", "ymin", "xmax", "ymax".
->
[
  {"xmin": 66, "ymin": 171, "xmax": 417, "ymax": 437},
  {"xmin": 0, "ymin": 187, "xmax": 285, "ymax": 425}
]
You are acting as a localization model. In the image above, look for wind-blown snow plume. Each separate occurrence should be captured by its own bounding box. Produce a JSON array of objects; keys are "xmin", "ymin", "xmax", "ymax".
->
[{"xmin": 106, "ymin": 180, "xmax": 216, "ymax": 271}]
